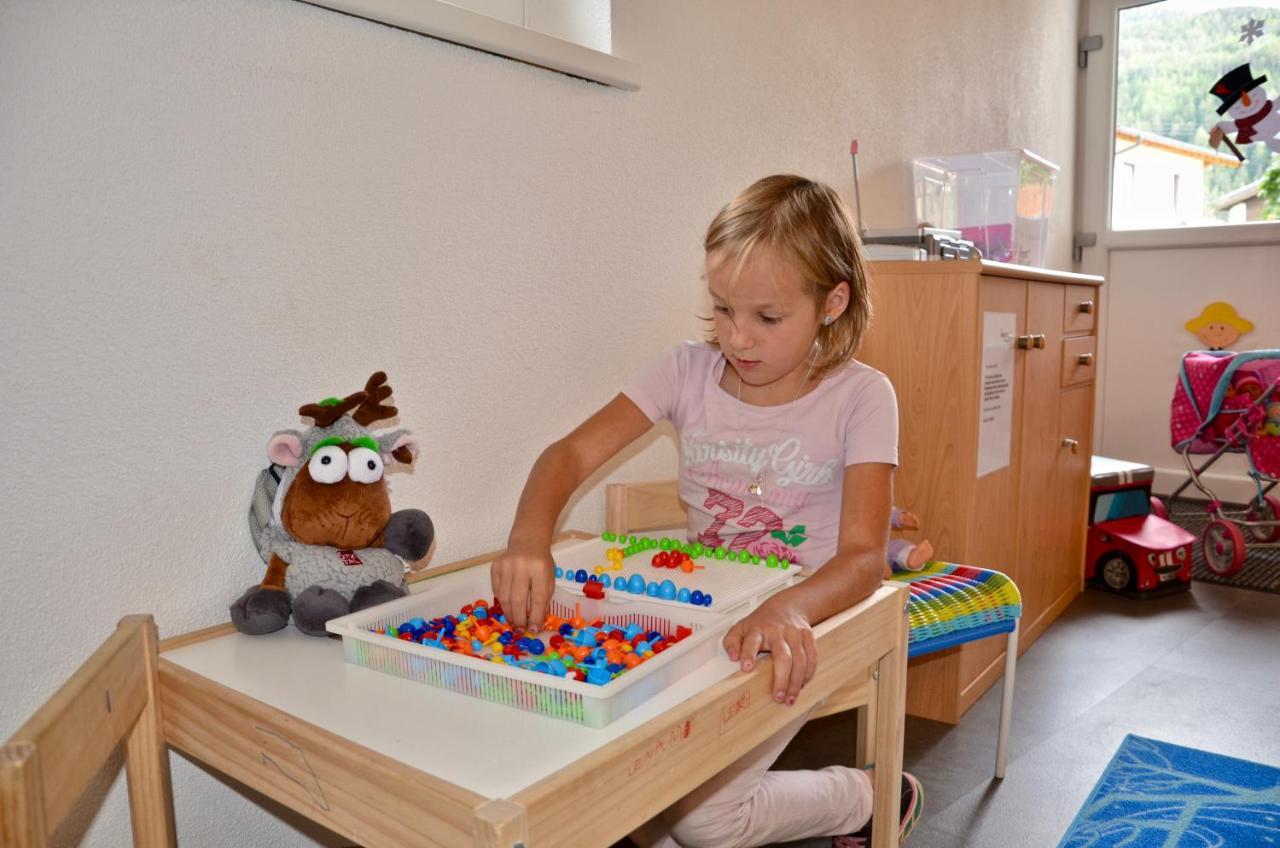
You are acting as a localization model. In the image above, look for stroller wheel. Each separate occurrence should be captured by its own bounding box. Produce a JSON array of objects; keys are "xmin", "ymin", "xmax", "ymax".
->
[
  {"xmin": 1201, "ymin": 520, "xmax": 1246, "ymax": 577},
  {"xmin": 1244, "ymin": 495, "xmax": 1280, "ymax": 544}
]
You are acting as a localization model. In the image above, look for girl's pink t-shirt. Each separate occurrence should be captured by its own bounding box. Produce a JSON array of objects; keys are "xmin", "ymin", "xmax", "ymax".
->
[{"xmin": 623, "ymin": 342, "xmax": 898, "ymax": 570}]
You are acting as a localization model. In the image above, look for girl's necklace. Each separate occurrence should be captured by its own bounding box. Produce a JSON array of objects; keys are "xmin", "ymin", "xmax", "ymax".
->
[{"xmin": 735, "ymin": 353, "xmax": 818, "ymax": 496}]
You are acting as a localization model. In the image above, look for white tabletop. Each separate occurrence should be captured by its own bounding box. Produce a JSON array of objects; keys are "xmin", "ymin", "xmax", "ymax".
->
[{"xmin": 164, "ymin": 613, "xmax": 744, "ymax": 799}]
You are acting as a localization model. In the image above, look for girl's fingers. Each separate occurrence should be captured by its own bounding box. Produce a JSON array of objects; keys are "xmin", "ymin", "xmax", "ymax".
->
[
  {"xmin": 802, "ymin": 628, "xmax": 818, "ymax": 686},
  {"xmin": 528, "ymin": 572, "xmax": 552, "ymax": 632},
  {"xmin": 492, "ymin": 565, "xmax": 511, "ymax": 619},
  {"xmin": 770, "ymin": 638, "xmax": 793, "ymax": 702},
  {"xmin": 508, "ymin": 574, "xmax": 531, "ymax": 630},
  {"xmin": 723, "ymin": 622, "xmax": 744, "ymax": 661},
  {"xmin": 784, "ymin": 633, "xmax": 808, "ymax": 702},
  {"xmin": 739, "ymin": 630, "xmax": 764, "ymax": 672}
]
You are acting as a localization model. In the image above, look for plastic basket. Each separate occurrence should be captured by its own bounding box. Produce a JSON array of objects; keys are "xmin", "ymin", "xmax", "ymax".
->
[{"xmin": 326, "ymin": 567, "xmax": 746, "ymax": 727}]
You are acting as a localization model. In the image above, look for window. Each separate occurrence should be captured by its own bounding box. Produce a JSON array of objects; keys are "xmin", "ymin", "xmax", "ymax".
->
[
  {"xmin": 1110, "ymin": 0, "xmax": 1280, "ymax": 229},
  {"xmin": 304, "ymin": 0, "xmax": 638, "ymax": 89}
]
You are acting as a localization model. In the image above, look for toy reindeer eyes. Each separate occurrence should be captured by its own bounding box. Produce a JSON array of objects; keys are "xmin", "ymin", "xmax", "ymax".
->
[
  {"xmin": 308, "ymin": 445, "xmax": 348, "ymax": 484},
  {"xmin": 347, "ymin": 447, "xmax": 384, "ymax": 484}
]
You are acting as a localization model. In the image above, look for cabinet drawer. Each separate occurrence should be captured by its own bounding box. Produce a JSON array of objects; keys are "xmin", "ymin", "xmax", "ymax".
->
[
  {"xmin": 1061, "ymin": 336, "xmax": 1097, "ymax": 387},
  {"xmin": 1063, "ymin": 286, "xmax": 1097, "ymax": 334}
]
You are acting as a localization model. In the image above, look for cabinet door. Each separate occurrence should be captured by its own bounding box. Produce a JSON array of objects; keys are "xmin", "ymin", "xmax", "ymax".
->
[
  {"xmin": 1016, "ymin": 283, "xmax": 1069, "ymax": 638},
  {"xmin": 971, "ymin": 278, "xmax": 1026, "ymax": 577},
  {"xmin": 959, "ymin": 277, "xmax": 1027, "ymax": 697},
  {"xmin": 1051, "ymin": 385, "xmax": 1094, "ymax": 609}
]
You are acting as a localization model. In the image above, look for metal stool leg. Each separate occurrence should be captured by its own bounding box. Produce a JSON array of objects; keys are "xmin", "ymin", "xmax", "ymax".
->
[{"xmin": 995, "ymin": 621, "xmax": 1019, "ymax": 779}]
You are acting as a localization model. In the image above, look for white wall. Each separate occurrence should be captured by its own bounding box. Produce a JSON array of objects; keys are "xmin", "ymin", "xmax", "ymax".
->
[
  {"xmin": 1098, "ymin": 245, "xmax": 1279, "ymax": 502},
  {"xmin": 0, "ymin": 1, "xmax": 1078, "ymax": 844}
]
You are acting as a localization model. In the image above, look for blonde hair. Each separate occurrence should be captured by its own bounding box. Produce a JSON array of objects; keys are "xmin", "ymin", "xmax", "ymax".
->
[{"xmin": 703, "ymin": 174, "xmax": 871, "ymax": 377}]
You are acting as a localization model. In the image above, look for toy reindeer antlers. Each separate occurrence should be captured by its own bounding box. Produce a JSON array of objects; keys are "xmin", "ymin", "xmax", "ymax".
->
[
  {"xmin": 298, "ymin": 372, "xmax": 399, "ymax": 428},
  {"xmin": 298, "ymin": 391, "xmax": 366, "ymax": 428},
  {"xmin": 352, "ymin": 371, "xmax": 398, "ymax": 426}
]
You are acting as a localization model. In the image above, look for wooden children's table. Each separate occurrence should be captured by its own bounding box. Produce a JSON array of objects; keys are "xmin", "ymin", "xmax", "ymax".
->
[{"xmin": 158, "ymin": 533, "xmax": 909, "ymax": 848}]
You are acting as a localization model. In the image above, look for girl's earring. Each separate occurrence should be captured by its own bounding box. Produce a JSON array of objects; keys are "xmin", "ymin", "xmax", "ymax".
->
[{"xmin": 822, "ymin": 314, "xmax": 834, "ymax": 326}]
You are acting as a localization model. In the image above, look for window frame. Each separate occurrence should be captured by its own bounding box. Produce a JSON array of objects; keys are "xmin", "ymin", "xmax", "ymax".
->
[
  {"xmin": 302, "ymin": 0, "xmax": 640, "ymax": 90},
  {"xmin": 1079, "ymin": 0, "xmax": 1280, "ymax": 251}
]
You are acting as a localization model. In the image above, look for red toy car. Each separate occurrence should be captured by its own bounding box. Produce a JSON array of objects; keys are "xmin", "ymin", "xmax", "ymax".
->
[{"xmin": 1086, "ymin": 456, "xmax": 1197, "ymax": 594}]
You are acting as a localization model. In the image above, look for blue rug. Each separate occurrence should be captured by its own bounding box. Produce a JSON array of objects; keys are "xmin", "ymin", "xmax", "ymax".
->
[{"xmin": 1059, "ymin": 734, "xmax": 1280, "ymax": 847}]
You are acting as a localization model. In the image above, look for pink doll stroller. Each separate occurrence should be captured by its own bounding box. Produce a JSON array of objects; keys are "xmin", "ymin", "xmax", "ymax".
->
[{"xmin": 1168, "ymin": 350, "xmax": 1280, "ymax": 576}]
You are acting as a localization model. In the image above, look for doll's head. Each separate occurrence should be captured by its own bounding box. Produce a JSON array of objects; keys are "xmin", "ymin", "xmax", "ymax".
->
[
  {"xmin": 1185, "ymin": 302, "xmax": 1253, "ymax": 351},
  {"xmin": 702, "ymin": 174, "xmax": 870, "ymax": 378}
]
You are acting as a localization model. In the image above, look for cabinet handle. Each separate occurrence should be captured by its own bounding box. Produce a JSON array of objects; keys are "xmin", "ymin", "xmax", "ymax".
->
[
  {"xmin": 1078, "ymin": 300, "xmax": 1094, "ymax": 315},
  {"xmin": 1077, "ymin": 353, "xmax": 1094, "ymax": 366},
  {"xmin": 1016, "ymin": 334, "xmax": 1047, "ymax": 350},
  {"xmin": 1061, "ymin": 437, "xmax": 1080, "ymax": 454}
]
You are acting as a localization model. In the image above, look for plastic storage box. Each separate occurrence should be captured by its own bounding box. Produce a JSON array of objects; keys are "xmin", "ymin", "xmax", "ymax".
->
[
  {"xmin": 912, "ymin": 149, "xmax": 1059, "ymax": 267},
  {"xmin": 325, "ymin": 566, "xmax": 760, "ymax": 728}
]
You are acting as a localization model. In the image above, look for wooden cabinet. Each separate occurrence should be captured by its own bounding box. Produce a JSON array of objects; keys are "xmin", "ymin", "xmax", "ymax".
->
[{"xmin": 860, "ymin": 260, "xmax": 1104, "ymax": 724}]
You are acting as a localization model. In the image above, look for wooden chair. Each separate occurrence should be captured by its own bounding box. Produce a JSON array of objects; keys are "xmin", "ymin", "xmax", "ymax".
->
[
  {"xmin": 1, "ymin": 615, "xmax": 177, "ymax": 847},
  {"xmin": 605, "ymin": 480, "xmax": 1021, "ymax": 778}
]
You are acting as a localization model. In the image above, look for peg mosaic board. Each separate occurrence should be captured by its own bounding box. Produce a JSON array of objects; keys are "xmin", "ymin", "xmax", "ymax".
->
[{"xmin": 550, "ymin": 533, "xmax": 801, "ymax": 612}]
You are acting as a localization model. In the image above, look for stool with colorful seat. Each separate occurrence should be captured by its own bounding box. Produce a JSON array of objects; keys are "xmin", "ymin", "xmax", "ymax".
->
[{"xmin": 888, "ymin": 562, "xmax": 1022, "ymax": 778}]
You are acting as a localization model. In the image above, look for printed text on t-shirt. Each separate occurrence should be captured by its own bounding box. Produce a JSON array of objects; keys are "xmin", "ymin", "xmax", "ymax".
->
[{"xmin": 681, "ymin": 432, "xmax": 838, "ymax": 488}]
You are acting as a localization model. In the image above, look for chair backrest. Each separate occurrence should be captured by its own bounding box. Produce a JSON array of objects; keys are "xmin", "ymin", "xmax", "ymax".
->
[
  {"xmin": 605, "ymin": 480, "xmax": 685, "ymax": 535},
  {"xmin": 0, "ymin": 615, "xmax": 176, "ymax": 848}
]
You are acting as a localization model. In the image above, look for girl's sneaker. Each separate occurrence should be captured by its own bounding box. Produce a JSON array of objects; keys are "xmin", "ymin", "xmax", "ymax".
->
[{"xmin": 833, "ymin": 771, "xmax": 923, "ymax": 847}]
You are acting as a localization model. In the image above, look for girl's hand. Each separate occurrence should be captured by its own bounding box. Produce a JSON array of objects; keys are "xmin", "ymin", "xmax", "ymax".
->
[
  {"xmin": 491, "ymin": 543, "xmax": 555, "ymax": 631},
  {"xmin": 722, "ymin": 597, "xmax": 817, "ymax": 706}
]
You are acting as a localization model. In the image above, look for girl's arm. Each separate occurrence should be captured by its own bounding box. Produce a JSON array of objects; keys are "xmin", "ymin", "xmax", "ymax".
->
[
  {"xmin": 721, "ymin": 461, "xmax": 893, "ymax": 706},
  {"xmin": 493, "ymin": 393, "xmax": 654, "ymax": 629}
]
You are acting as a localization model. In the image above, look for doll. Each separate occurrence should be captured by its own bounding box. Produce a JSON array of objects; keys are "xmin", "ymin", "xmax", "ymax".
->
[{"xmin": 887, "ymin": 506, "xmax": 934, "ymax": 573}]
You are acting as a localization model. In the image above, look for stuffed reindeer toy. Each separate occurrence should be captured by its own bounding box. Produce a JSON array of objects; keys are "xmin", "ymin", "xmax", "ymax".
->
[{"xmin": 231, "ymin": 372, "xmax": 434, "ymax": 636}]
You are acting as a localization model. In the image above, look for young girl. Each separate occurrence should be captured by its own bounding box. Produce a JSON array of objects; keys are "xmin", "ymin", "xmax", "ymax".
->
[{"xmin": 492, "ymin": 174, "xmax": 922, "ymax": 847}]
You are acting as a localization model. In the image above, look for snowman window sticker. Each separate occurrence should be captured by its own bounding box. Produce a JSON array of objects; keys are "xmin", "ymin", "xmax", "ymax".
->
[{"xmin": 1208, "ymin": 63, "xmax": 1280, "ymax": 161}]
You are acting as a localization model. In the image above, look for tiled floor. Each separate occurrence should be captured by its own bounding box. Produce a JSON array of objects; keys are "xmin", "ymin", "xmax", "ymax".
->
[{"xmin": 770, "ymin": 581, "xmax": 1280, "ymax": 847}]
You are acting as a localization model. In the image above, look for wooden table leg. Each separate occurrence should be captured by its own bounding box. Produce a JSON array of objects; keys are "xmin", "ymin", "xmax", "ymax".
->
[
  {"xmin": 855, "ymin": 700, "xmax": 876, "ymax": 769},
  {"xmin": 871, "ymin": 604, "xmax": 908, "ymax": 848},
  {"xmin": 473, "ymin": 799, "xmax": 527, "ymax": 848}
]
